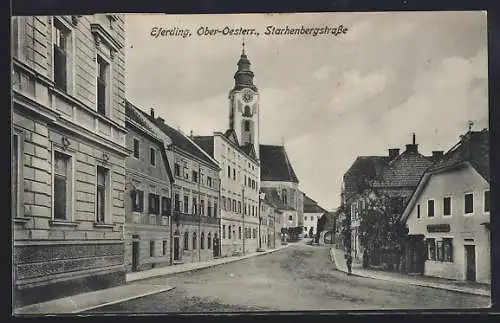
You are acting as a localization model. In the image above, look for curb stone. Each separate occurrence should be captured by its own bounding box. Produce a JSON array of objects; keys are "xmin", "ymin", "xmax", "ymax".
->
[{"xmin": 329, "ymin": 247, "xmax": 489, "ymax": 297}]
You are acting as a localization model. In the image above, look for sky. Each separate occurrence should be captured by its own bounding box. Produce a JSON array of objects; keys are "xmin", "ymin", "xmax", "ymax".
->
[{"xmin": 124, "ymin": 11, "xmax": 488, "ymax": 211}]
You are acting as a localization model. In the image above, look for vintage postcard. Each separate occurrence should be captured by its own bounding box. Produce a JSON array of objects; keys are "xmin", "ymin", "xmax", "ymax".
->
[{"xmin": 11, "ymin": 11, "xmax": 490, "ymax": 314}]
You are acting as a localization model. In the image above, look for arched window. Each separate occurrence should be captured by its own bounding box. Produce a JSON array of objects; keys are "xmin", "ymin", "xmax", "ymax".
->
[
  {"xmin": 184, "ymin": 232, "xmax": 189, "ymax": 250},
  {"xmin": 192, "ymin": 232, "xmax": 197, "ymax": 250},
  {"xmin": 201, "ymin": 232, "xmax": 205, "ymax": 249},
  {"xmin": 244, "ymin": 105, "xmax": 251, "ymax": 116},
  {"xmin": 282, "ymin": 189, "xmax": 287, "ymax": 204},
  {"xmin": 244, "ymin": 120, "xmax": 250, "ymax": 131},
  {"xmin": 207, "ymin": 232, "xmax": 212, "ymax": 249},
  {"xmin": 228, "ymin": 225, "xmax": 232, "ymax": 239}
]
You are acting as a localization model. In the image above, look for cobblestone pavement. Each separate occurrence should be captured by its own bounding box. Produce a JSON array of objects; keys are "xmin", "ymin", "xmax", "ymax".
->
[{"xmin": 88, "ymin": 244, "xmax": 490, "ymax": 313}]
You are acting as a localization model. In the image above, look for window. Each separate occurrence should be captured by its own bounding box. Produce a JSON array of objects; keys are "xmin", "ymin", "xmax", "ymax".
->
[
  {"xmin": 97, "ymin": 56, "xmax": 108, "ymax": 115},
  {"xmin": 132, "ymin": 190, "xmax": 144, "ymax": 212},
  {"xmin": 12, "ymin": 133, "xmax": 22, "ymax": 218},
  {"xmin": 148, "ymin": 193, "xmax": 160, "ymax": 215},
  {"xmin": 208, "ymin": 201, "xmax": 212, "ymax": 217},
  {"xmin": 53, "ymin": 20, "xmax": 68, "ymax": 90},
  {"xmin": 208, "ymin": 232, "xmax": 212, "ymax": 249},
  {"xmin": 426, "ymin": 238, "xmax": 436, "ymax": 260},
  {"xmin": 417, "ymin": 204, "xmax": 421, "ymax": 219},
  {"xmin": 183, "ymin": 166, "xmax": 189, "ymax": 179},
  {"xmin": 174, "ymin": 163, "xmax": 180, "ymax": 176},
  {"xmin": 443, "ymin": 197, "xmax": 451, "ymax": 216},
  {"xmin": 443, "ymin": 238, "xmax": 453, "ymax": 262},
  {"xmin": 288, "ymin": 215, "xmax": 293, "ymax": 221},
  {"xmin": 244, "ymin": 120, "xmax": 250, "ymax": 131},
  {"xmin": 192, "ymin": 197, "xmax": 197, "ymax": 215},
  {"xmin": 163, "ymin": 241, "xmax": 167, "ymax": 256},
  {"xmin": 427, "ymin": 200, "xmax": 435, "ymax": 218},
  {"xmin": 192, "ymin": 170, "xmax": 198, "ymax": 183},
  {"xmin": 223, "ymin": 225, "xmax": 226, "ymax": 239},
  {"xmin": 227, "ymin": 165, "xmax": 231, "ymax": 178},
  {"xmin": 183, "ymin": 195, "xmax": 189, "ymax": 213},
  {"xmin": 238, "ymin": 201, "xmax": 242, "ymax": 214},
  {"xmin": 149, "ymin": 148, "xmax": 156, "ymax": 166},
  {"xmin": 200, "ymin": 200, "xmax": 205, "ymax": 216},
  {"xmin": 133, "ymin": 138, "xmax": 140, "ymax": 158},
  {"xmin": 484, "ymin": 191, "xmax": 490, "ymax": 213},
  {"xmin": 238, "ymin": 227, "xmax": 242, "ymax": 240},
  {"xmin": 436, "ymin": 240, "xmax": 443, "ymax": 261},
  {"xmin": 95, "ymin": 166, "xmax": 109, "ymax": 223},
  {"xmin": 160, "ymin": 196, "xmax": 170, "ymax": 216},
  {"xmin": 54, "ymin": 151, "xmax": 72, "ymax": 220},
  {"xmin": 150, "ymin": 240, "xmax": 155, "ymax": 257},
  {"xmin": 252, "ymin": 229, "xmax": 256, "ymax": 239},
  {"xmin": 228, "ymin": 226, "xmax": 232, "ymax": 239},
  {"xmin": 244, "ymin": 106, "xmax": 251, "ymax": 116},
  {"xmin": 174, "ymin": 193, "xmax": 180, "ymax": 212},
  {"xmin": 248, "ymin": 177, "xmax": 251, "ymax": 187},
  {"xmin": 233, "ymin": 200, "xmax": 237, "ymax": 212},
  {"xmin": 184, "ymin": 232, "xmax": 189, "ymax": 250},
  {"xmin": 233, "ymin": 169, "xmax": 236, "ymax": 180},
  {"xmin": 282, "ymin": 189, "xmax": 287, "ymax": 204},
  {"xmin": 222, "ymin": 196, "xmax": 226, "ymax": 211},
  {"xmin": 252, "ymin": 180, "xmax": 255, "ymax": 189},
  {"xmin": 214, "ymin": 203, "xmax": 218, "ymax": 218},
  {"xmin": 201, "ymin": 232, "xmax": 205, "ymax": 249},
  {"xmin": 200, "ymin": 172, "xmax": 205, "ymax": 185},
  {"xmin": 192, "ymin": 232, "xmax": 197, "ymax": 250},
  {"xmin": 464, "ymin": 193, "xmax": 474, "ymax": 214},
  {"xmin": 207, "ymin": 176, "xmax": 212, "ymax": 187}
]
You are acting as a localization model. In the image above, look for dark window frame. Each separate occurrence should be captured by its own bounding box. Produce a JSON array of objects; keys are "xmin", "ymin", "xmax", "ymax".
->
[
  {"xmin": 427, "ymin": 199, "xmax": 435, "ymax": 218},
  {"xmin": 133, "ymin": 138, "xmax": 140, "ymax": 158},
  {"xmin": 443, "ymin": 196, "xmax": 452, "ymax": 216},
  {"xmin": 464, "ymin": 193, "xmax": 474, "ymax": 214}
]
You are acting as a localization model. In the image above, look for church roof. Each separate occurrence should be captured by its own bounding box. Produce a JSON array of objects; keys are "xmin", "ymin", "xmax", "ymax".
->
[
  {"xmin": 303, "ymin": 194, "xmax": 328, "ymax": 213},
  {"xmin": 261, "ymin": 187, "xmax": 295, "ymax": 211},
  {"xmin": 259, "ymin": 144, "xmax": 299, "ymax": 183}
]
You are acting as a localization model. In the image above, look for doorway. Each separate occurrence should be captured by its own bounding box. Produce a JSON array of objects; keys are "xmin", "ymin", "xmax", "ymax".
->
[
  {"xmin": 173, "ymin": 237, "xmax": 180, "ymax": 261},
  {"xmin": 132, "ymin": 240, "xmax": 140, "ymax": 272},
  {"xmin": 213, "ymin": 236, "xmax": 219, "ymax": 258},
  {"xmin": 465, "ymin": 245, "xmax": 476, "ymax": 282}
]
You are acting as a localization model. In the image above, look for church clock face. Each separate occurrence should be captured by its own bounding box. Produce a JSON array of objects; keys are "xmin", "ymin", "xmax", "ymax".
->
[{"xmin": 241, "ymin": 89, "xmax": 254, "ymax": 104}]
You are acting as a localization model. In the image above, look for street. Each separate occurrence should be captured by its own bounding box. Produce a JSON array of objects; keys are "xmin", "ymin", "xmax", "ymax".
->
[{"xmin": 88, "ymin": 244, "xmax": 489, "ymax": 312}]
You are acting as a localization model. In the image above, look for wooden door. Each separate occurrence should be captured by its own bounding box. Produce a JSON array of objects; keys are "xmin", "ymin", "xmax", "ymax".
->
[{"xmin": 465, "ymin": 245, "xmax": 476, "ymax": 281}]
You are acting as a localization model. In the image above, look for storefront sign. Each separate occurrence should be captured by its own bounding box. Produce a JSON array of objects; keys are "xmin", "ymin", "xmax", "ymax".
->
[{"xmin": 427, "ymin": 224, "xmax": 450, "ymax": 233}]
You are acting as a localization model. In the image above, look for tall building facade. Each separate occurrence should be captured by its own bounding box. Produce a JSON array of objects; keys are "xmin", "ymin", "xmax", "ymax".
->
[
  {"xmin": 11, "ymin": 15, "xmax": 128, "ymax": 307},
  {"xmin": 123, "ymin": 102, "xmax": 174, "ymax": 272}
]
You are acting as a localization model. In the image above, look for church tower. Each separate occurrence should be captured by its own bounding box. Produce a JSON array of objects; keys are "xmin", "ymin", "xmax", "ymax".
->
[{"xmin": 228, "ymin": 41, "xmax": 260, "ymax": 160}]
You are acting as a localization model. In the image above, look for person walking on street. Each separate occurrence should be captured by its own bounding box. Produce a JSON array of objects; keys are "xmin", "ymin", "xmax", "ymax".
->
[{"xmin": 346, "ymin": 252, "xmax": 353, "ymax": 275}]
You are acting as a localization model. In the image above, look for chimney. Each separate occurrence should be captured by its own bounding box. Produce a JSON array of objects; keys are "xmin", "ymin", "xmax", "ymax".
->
[
  {"xmin": 388, "ymin": 148, "xmax": 400, "ymax": 159},
  {"xmin": 432, "ymin": 151, "xmax": 444, "ymax": 162},
  {"xmin": 190, "ymin": 130, "xmax": 193, "ymax": 138},
  {"xmin": 150, "ymin": 108, "xmax": 155, "ymax": 119},
  {"xmin": 406, "ymin": 133, "xmax": 418, "ymax": 153}
]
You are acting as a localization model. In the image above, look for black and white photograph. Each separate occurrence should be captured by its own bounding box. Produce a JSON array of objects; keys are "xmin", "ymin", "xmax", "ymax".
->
[{"xmin": 11, "ymin": 11, "xmax": 491, "ymax": 314}]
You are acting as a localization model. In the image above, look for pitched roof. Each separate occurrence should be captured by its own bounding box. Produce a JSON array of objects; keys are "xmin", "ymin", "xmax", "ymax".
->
[
  {"xmin": 427, "ymin": 130, "xmax": 489, "ymax": 182},
  {"xmin": 136, "ymin": 109, "xmax": 219, "ymax": 169},
  {"xmin": 400, "ymin": 129, "xmax": 489, "ymax": 224},
  {"xmin": 191, "ymin": 136, "xmax": 215, "ymax": 157},
  {"xmin": 343, "ymin": 156, "xmax": 390, "ymax": 202},
  {"xmin": 259, "ymin": 145, "xmax": 299, "ymax": 183},
  {"xmin": 372, "ymin": 149, "xmax": 434, "ymax": 188},
  {"xmin": 303, "ymin": 194, "xmax": 328, "ymax": 213}
]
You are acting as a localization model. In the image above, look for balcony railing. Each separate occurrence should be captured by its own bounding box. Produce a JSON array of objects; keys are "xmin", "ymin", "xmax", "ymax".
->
[
  {"xmin": 173, "ymin": 211, "xmax": 219, "ymax": 225},
  {"xmin": 126, "ymin": 212, "xmax": 168, "ymax": 226}
]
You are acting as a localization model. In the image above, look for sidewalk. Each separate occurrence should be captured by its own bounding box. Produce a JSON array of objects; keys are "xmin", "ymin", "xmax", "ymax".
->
[
  {"xmin": 329, "ymin": 247, "xmax": 490, "ymax": 297},
  {"xmin": 14, "ymin": 284, "xmax": 175, "ymax": 315},
  {"xmin": 127, "ymin": 244, "xmax": 290, "ymax": 282}
]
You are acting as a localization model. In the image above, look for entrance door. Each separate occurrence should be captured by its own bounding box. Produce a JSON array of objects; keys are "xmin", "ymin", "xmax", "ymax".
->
[
  {"xmin": 465, "ymin": 245, "xmax": 476, "ymax": 282},
  {"xmin": 173, "ymin": 237, "xmax": 180, "ymax": 261},
  {"xmin": 213, "ymin": 237, "xmax": 219, "ymax": 258},
  {"xmin": 132, "ymin": 241, "xmax": 140, "ymax": 272},
  {"xmin": 409, "ymin": 238, "xmax": 425, "ymax": 274}
]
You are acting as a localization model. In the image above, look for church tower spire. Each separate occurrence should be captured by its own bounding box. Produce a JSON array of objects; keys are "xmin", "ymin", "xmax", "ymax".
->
[{"xmin": 228, "ymin": 41, "xmax": 260, "ymax": 160}]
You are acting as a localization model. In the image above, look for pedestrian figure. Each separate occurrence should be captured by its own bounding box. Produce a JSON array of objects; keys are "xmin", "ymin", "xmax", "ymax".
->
[{"xmin": 345, "ymin": 252, "xmax": 353, "ymax": 275}]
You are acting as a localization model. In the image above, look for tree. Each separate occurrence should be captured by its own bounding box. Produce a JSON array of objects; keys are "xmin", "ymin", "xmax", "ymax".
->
[
  {"xmin": 336, "ymin": 203, "xmax": 351, "ymax": 251},
  {"xmin": 357, "ymin": 191, "xmax": 409, "ymax": 269}
]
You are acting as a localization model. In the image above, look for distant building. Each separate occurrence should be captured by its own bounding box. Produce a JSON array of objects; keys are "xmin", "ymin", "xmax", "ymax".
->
[
  {"xmin": 145, "ymin": 111, "xmax": 222, "ymax": 264},
  {"xmin": 344, "ymin": 134, "xmax": 438, "ymax": 262},
  {"xmin": 401, "ymin": 130, "xmax": 490, "ymax": 284},
  {"xmin": 193, "ymin": 130, "xmax": 260, "ymax": 256},
  {"xmin": 302, "ymin": 194, "xmax": 328, "ymax": 238},
  {"xmin": 12, "ymin": 15, "xmax": 128, "ymax": 307},
  {"xmin": 124, "ymin": 102, "xmax": 174, "ymax": 272},
  {"xmin": 317, "ymin": 211, "xmax": 337, "ymax": 245}
]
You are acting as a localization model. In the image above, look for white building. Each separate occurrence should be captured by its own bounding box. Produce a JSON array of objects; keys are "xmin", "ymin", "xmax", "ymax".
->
[
  {"xmin": 302, "ymin": 194, "xmax": 328, "ymax": 238},
  {"xmin": 401, "ymin": 130, "xmax": 490, "ymax": 284}
]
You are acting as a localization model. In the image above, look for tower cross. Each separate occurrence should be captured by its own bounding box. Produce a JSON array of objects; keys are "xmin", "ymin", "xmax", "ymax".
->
[
  {"xmin": 242, "ymin": 37, "xmax": 246, "ymax": 55},
  {"xmin": 468, "ymin": 120, "xmax": 474, "ymax": 132}
]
